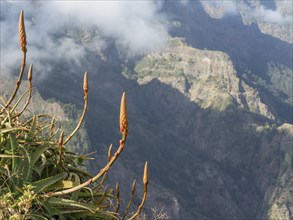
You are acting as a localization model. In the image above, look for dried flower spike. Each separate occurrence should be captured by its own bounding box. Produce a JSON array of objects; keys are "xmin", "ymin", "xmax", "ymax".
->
[
  {"xmin": 131, "ymin": 179, "xmax": 136, "ymax": 193},
  {"xmin": 83, "ymin": 71, "xmax": 88, "ymax": 98},
  {"xmin": 63, "ymin": 71, "xmax": 88, "ymax": 145},
  {"xmin": 108, "ymin": 144, "xmax": 113, "ymax": 162},
  {"xmin": 19, "ymin": 10, "xmax": 27, "ymax": 52},
  {"xmin": 143, "ymin": 161, "xmax": 148, "ymax": 186},
  {"xmin": 28, "ymin": 64, "xmax": 33, "ymax": 82},
  {"xmin": 120, "ymin": 92, "xmax": 128, "ymax": 140}
]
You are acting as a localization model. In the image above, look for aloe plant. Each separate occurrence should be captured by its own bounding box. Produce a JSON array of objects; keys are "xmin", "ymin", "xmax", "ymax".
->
[{"xmin": 0, "ymin": 11, "xmax": 148, "ymax": 220}]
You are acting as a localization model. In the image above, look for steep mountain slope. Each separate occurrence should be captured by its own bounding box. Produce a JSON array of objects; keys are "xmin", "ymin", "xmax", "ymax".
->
[
  {"xmin": 125, "ymin": 38, "xmax": 292, "ymax": 219},
  {"xmin": 1, "ymin": 0, "xmax": 292, "ymax": 219},
  {"xmin": 33, "ymin": 37, "xmax": 292, "ymax": 218}
]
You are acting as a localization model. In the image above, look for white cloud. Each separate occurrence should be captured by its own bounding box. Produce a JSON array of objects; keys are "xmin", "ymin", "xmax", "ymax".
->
[
  {"xmin": 199, "ymin": 0, "xmax": 292, "ymax": 25},
  {"xmin": 179, "ymin": 0, "xmax": 190, "ymax": 6},
  {"xmin": 222, "ymin": 1, "xmax": 238, "ymax": 15},
  {"xmin": 200, "ymin": 0, "xmax": 238, "ymax": 17},
  {"xmin": 255, "ymin": 4, "xmax": 292, "ymax": 25},
  {"xmin": 0, "ymin": 0, "xmax": 168, "ymax": 78}
]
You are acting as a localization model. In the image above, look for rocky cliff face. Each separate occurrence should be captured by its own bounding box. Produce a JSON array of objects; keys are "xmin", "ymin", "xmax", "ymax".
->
[{"xmin": 132, "ymin": 38, "xmax": 275, "ymax": 120}]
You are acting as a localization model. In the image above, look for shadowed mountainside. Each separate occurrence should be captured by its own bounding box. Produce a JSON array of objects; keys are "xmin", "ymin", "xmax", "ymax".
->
[{"xmin": 35, "ymin": 43, "xmax": 292, "ymax": 218}]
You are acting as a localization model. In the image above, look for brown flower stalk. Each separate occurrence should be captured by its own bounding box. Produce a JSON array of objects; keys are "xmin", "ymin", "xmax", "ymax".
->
[
  {"xmin": 58, "ymin": 131, "xmax": 64, "ymax": 163},
  {"xmin": 47, "ymin": 92, "xmax": 128, "ymax": 197},
  {"xmin": 129, "ymin": 162, "xmax": 149, "ymax": 220},
  {"xmin": 28, "ymin": 64, "xmax": 33, "ymax": 83},
  {"xmin": 13, "ymin": 64, "xmax": 33, "ymax": 118},
  {"xmin": 108, "ymin": 144, "xmax": 113, "ymax": 162},
  {"xmin": 4, "ymin": 11, "xmax": 27, "ymax": 110},
  {"xmin": 63, "ymin": 71, "xmax": 88, "ymax": 145},
  {"xmin": 46, "ymin": 137, "xmax": 126, "ymax": 197},
  {"xmin": 122, "ymin": 180, "xmax": 136, "ymax": 220},
  {"xmin": 49, "ymin": 117, "xmax": 56, "ymax": 136},
  {"xmin": 120, "ymin": 92, "xmax": 128, "ymax": 141}
]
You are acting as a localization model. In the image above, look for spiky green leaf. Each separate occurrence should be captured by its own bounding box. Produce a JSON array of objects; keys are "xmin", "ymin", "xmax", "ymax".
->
[
  {"xmin": 24, "ymin": 144, "xmax": 51, "ymax": 182},
  {"xmin": 31, "ymin": 172, "xmax": 67, "ymax": 193},
  {"xmin": 42, "ymin": 200, "xmax": 65, "ymax": 220},
  {"xmin": 28, "ymin": 214, "xmax": 49, "ymax": 220},
  {"xmin": 9, "ymin": 132, "xmax": 20, "ymax": 174},
  {"xmin": 0, "ymin": 127, "xmax": 29, "ymax": 134},
  {"xmin": 47, "ymin": 197, "xmax": 97, "ymax": 212}
]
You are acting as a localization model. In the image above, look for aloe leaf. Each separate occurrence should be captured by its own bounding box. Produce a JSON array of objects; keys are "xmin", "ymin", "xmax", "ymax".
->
[
  {"xmin": 25, "ymin": 144, "xmax": 51, "ymax": 182},
  {"xmin": 31, "ymin": 144, "xmax": 50, "ymax": 165},
  {"xmin": 33, "ymin": 153, "xmax": 47, "ymax": 177},
  {"xmin": 0, "ymin": 166, "xmax": 8, "ymax": 176},
  {"xmin": 68, "ymin": 210, "xmax": 116, "ymax": 219},
  {"xmin": 78, "ymin": 192, "xmax": 115, "ymax": 199},
  {"xmin": 0, "ymin": 127, "xmax": 29, "ymax": 134},
  {"xmin": 28, "ymin": 214, "xmax": 49, "ymax": 220},
  {"xmin": 67, "ymin": 166, "xmax": 93, "ymax": 177},
  {"xmin": 52, "ymin": 199, "xmax": 118, "ymax": 219},
  {"xmin": 47, "ymin": 197, "xmax": 97, "ymax": 213},
  {"xmin": 64, "ymin": 211, "xmax": 104, "ymax": 219},
  {"xmin": 42, "ymin": 200, "xmax": 65, "ymax": 220},
  {"xmin": 20, "ymin": 145, "xmax": 30, "ymax": 186},
  {"xmin": 31, "ymin": 172, "xmax": 67, "ymax": 193},
  {"xmin": 0, "ymin": 157, "xmax": 9, "ymax": 166},
  {"xmin": 50, "ymin": 166, "xmax": 59, "ymax": 177},
  {"xmin": 9, "ymin": 132, "xmax": 20, "ymax": 174},
  {"xmin": 44, "ymin": 180, "xmax": 77, "ymax": 192},
  {"xmin": 69, "ymin": 173, "xmax": 80, "ymax": 201},
  {"xmin": 33, "ymin": 165, "xmax": 44, "ymax": 177},
  {"xmin": 60, "ymin": 209, "xmax": 89, "ymax": 214},
  {"xmin": 59, "ymin": 208, "xmax": 111, "ymax": 217},
  {"xmin": 70, "ymin": 189, "xmax": 80, "ymax": 201},
  {"xmin": 29, "ymin": 115, "xmax": 37, "ymax": 137}
]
